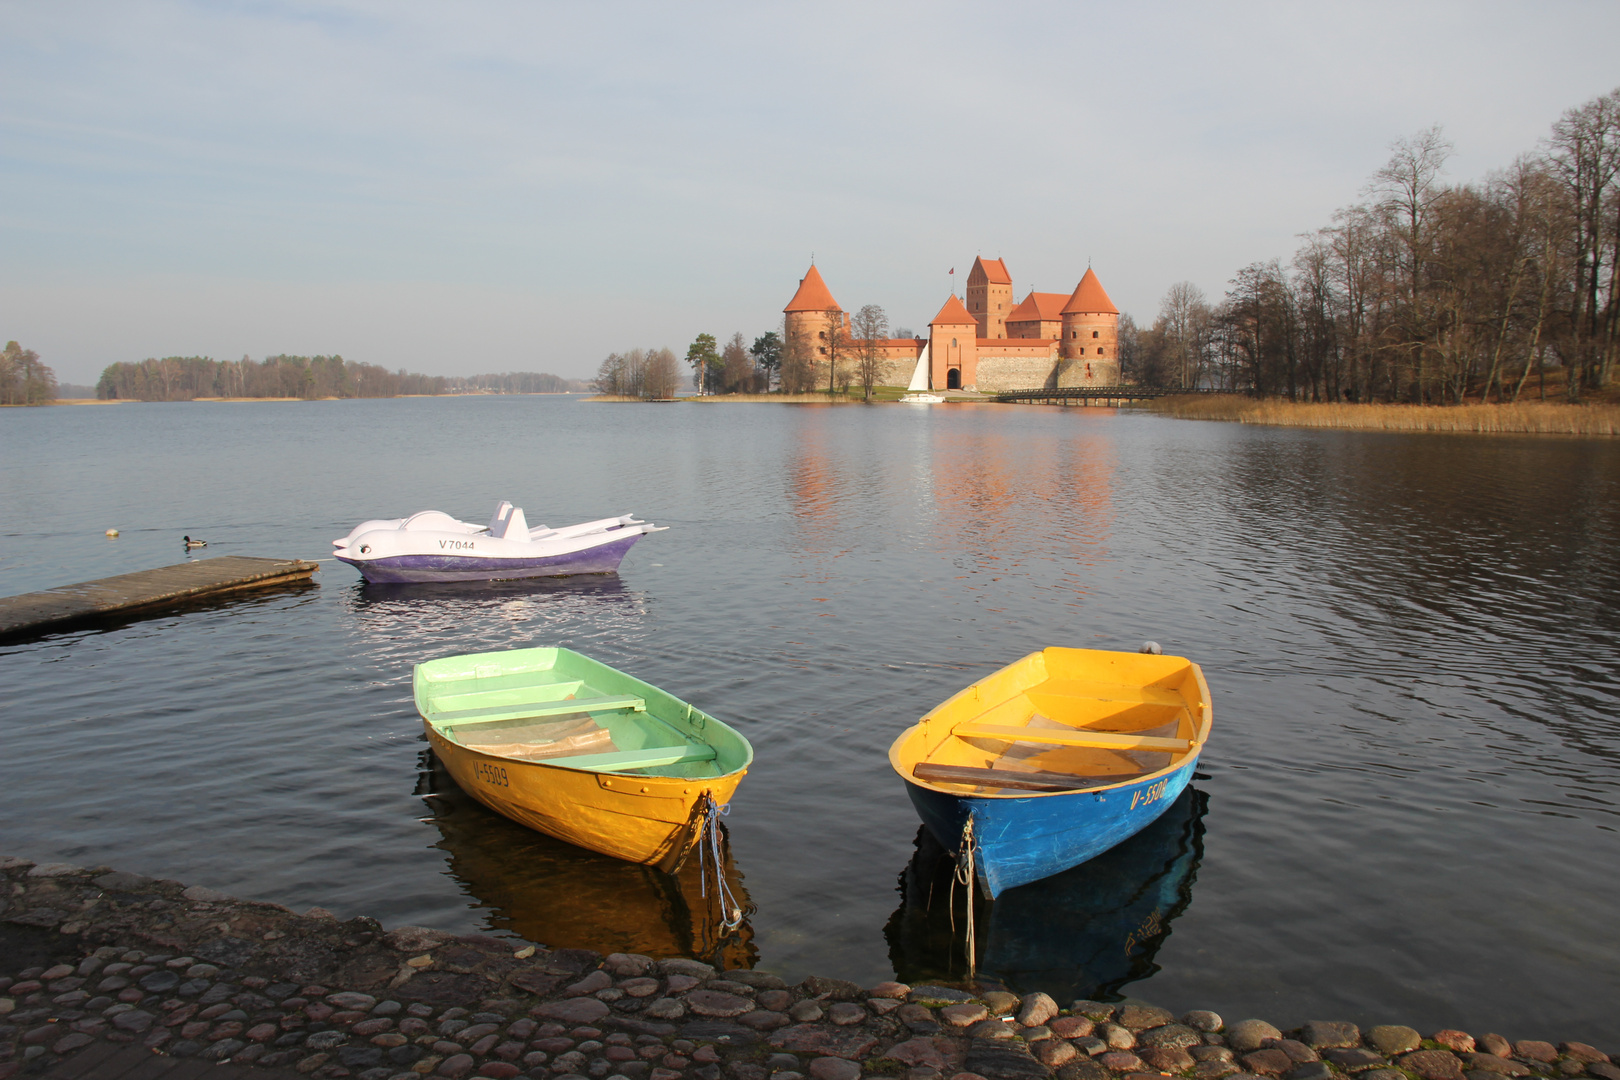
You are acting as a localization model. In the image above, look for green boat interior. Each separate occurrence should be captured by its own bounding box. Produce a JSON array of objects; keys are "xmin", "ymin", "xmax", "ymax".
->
[{"xmin": 414, "ymin": 648, "xmax": 751, "ymax": 779}]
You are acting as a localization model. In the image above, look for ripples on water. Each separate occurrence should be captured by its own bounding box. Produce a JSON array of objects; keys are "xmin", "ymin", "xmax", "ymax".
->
[{"xmin": 1, "ymin": 398, "xmax": 1617, "ymax": 1041}]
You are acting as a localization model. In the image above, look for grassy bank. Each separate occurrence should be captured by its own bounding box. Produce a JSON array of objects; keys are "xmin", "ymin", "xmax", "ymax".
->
[
  {"xmin": 1148, "ymin": 395, "xmax": 1620, "ymax": 436},
  {"xmin": 584, "ymin": 390, "xmax": 903, "ymax": 403}
]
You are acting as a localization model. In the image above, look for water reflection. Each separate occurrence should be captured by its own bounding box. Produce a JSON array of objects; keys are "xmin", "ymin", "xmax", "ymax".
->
[
  {"xmin": 884, "ymin": 786, "xmax": 1206, "ymax": 998},
  {"xmin": 417, "ymin": 751, "xmax": 757, "ymax": 969}
]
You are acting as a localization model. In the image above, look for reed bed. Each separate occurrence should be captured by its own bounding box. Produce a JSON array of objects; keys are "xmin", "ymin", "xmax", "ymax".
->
[
  {"xmin": 583, "ymin": 392, "xmax": 858, "ymax": 404},
  {"xmin": 1149, "ymin": 395, "xmax": 1620, "ymax": 436}
]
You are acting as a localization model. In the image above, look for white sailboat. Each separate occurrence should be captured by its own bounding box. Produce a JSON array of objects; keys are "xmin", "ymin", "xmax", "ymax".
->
[{"xmin": 900, "ymin": 343, "xmax": 945, "ymax": 403}]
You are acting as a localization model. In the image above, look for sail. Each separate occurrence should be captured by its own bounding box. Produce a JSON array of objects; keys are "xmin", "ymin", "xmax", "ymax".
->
[{"xmin": 906, "ymin": 343, "xmax": 931, "ymax": 392}]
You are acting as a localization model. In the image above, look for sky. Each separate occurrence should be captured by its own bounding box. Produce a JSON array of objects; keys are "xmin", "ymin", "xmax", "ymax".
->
[{"xmin": 3, "ymin": 1, "xmax": 1619, "ymax": 385}]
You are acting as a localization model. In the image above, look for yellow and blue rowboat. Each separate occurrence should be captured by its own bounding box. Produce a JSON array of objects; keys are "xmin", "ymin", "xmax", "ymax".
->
[
  {"xmin": 889, "ymin": 646, "xmax": 1212, "ymax": 898},
  {"xmin": 414, "ymin": 647, "xmax": 752, "ymax": 872}
]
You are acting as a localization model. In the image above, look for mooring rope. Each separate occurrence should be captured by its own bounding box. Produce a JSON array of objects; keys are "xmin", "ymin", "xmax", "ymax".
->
[
  {"xmin": 954, "ymin": 815, "xmax": 978, "ymax": 980},
  {"xmin": 697, "ymin": 793, "xmax": 745, "ymax": 932}
]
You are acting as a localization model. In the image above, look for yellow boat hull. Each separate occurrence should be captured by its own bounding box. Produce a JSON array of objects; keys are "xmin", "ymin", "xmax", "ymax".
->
[{"xmin": 426, "ymin": 724, "xmax": 746, "ymax": 871}]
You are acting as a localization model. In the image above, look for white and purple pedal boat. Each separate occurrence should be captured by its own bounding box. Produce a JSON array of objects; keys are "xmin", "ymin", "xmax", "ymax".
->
[{"xmin": 333, "ymin": 501, "xmax": 665, "ymax": 584}]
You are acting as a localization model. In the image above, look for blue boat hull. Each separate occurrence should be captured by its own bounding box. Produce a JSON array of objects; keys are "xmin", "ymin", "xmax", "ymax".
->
[{"xmin": 902, "ymin": 754, "xmax": 1199, "ymax": 898}]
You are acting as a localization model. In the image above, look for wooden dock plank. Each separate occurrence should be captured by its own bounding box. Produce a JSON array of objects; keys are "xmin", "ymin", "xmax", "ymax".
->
[{"xmin": 0, "ymin": 556, "xmax": 319, "ymax": 639}]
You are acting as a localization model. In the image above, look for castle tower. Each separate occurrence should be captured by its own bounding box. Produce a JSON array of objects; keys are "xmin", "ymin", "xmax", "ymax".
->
[
  {"xmin": 929, "ymin": 293, "xmax": 980, "ymax": 391},
  {"xmin": 1059, "ymin": 269, "xmax": 1120, "ymax": 381},
  {"xmin": 966, "ymin": 257, "xmax": 1013, "ymax": 339},
  {"xmin": 783, "ymin": 264, "xmax": 848, "ymax": 364}
]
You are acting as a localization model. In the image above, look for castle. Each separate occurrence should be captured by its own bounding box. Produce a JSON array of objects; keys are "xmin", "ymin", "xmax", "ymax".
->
[{"xmin": 782, "ymin": 256, "xmax": 1120, "ymax": 392}]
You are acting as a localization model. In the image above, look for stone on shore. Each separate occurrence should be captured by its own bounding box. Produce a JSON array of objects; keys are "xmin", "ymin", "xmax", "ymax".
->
[
  {"xmin": 889, "ymin": 1038, "xmax": 950, "ymax": 1070},
  {"xmin": 1365, "ymin": 1026, "xmax": 1421, "ymax": 1056},
  {"xmin": 1434, "ymin": 1032, "xmax": 1478, "ymax": 1053},
  {"xmin": 1300, "ymin": 1021, "xmax": 1360, "ymax": 1049},
  {"xmin": 1227, "ymin": 1021, "xmax": 1284, "ymax": 1053},
  {"xmin": 1016, "ymin": 993, "xmax": 1058, "ymax": 1028},
  {"xmin": 1400, "ymin": 1050, "xmax": 1466, "ymax": 1080}
]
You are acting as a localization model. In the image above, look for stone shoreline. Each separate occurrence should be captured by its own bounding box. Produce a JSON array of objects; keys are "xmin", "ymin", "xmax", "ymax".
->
[{"xmin": 2, "ymin": 856, "xmax": 1614, "ymax": 1080}]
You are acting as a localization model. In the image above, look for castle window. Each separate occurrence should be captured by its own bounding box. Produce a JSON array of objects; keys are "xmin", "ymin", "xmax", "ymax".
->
[
  {"xmin": 1098, "ymin": 347, "xmax": 1105, "ymax": 356},
  {"xmin": 1092, "ymin": 331, "xmax": 1099, "ymax": 338},
  {"xmin": 818, "ymin": 331, "xmax": 825, "ymax": 340},
  {"xmin": 818, "ymin": 347, "xmax": 826, "ymax": 355}
]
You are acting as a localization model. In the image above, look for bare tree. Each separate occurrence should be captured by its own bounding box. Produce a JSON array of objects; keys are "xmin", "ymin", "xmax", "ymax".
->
[
  {"xmin": 643, "ymin": 347, "xmax": 680, "ymax": 400},
  {"xmin": 822, "ymin": 307, "xmax": 847, "ymax": 395},
  {"xmin": 850, "ymin": 304, "xmax": 889, "ymax": 401}
]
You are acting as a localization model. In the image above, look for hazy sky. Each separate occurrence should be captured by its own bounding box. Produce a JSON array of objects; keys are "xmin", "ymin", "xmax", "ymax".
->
[{"xmin": 4, "ymin": 1, "xmax": 1618, "ymax": 384}]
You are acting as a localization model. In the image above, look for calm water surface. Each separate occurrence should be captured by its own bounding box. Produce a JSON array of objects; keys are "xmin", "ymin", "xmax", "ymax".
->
[{"xmin": 2, "ymin": 397, "xmax": 1617, "ymax": 1042}]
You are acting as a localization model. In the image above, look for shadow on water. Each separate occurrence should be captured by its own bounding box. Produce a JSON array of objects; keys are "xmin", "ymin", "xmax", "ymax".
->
[
  {"xmin": 884, "ymin": 786, "xmax": 1207, "ymax": 1000},
  {"xmin": 350, "ymin": 572, "xmax": 634, "ymax": 608},
  {"xmin": 416, "ymin": 750, "xmax": 757, "ymax": 970}
]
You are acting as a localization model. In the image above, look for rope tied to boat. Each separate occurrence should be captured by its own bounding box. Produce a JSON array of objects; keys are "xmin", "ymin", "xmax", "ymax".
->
[
  {"xmin": 954, "ymin": 815, "xmax": 978, "ymax": 980},
  {"xmin": 697, "ymin": 793, "xmax": 744, "ymax": 932}
]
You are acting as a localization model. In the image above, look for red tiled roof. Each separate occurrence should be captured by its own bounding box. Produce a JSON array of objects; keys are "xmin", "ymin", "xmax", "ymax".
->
[
  {"xmin": 930, "ymin": 294, "xmax": 978, "ymax": 326},
  {"xmin": 784, "ymin": 264, "xmax": 843, "ymax": 313},
  {"xmin": 1061, "ymin": 268, "xmax": 1118, "ymax": 315},
  {"xmin": 973, "ymin": 256, "xmax": 1012, "ymax": 285},
  {"xmin": 1006, "ymin": 291, "xmax": 1071, "ymax": 323}
]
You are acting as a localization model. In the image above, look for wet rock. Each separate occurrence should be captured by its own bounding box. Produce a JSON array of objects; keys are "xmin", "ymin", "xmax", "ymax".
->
[
  {"xmin": 1264, "ymin": 1040, "xmax": 1319, "ymax": 1064},
  {"xmin": 799, "ymin": 977, "xmax": 864, "ymax": 1002},
  {"xmin": 1516, "ymin": 1044, "xmax": 1559, "ymax": 1065},
  {"xmin": 890, "ymin": 1038, "xmax": 950, "ymax": 1070},
  {"xmin": 687, "ymin": 991, "xmax": 754, "ymax": 1019},
  {"xmin": 869, "ymin": 983, "xmax": 911, "ymax": 1001},
  {"xmin": 1139, "ymin": 1046, "xmax": 1194, "ymax": 1072},
  {"xmin": 790, "ymin": 1001, "xmax": 825, "ymax": 1023},
  {"xmin": 659, "ymin": 960, "xmax": 717, "ymax": 981},
  {"xmin": 1364, "ymin": 1027, "xmax": 1420, "ymax": 1056},
  {"xmin": 605, "ymin": 955, "xmax": 656, "ymax": 979},
  {"xmin": 810, "ymin": 1058, "xmax": 863, "ymax": 1080},
  {"xmin": 1562, "ymin": 1048, "xmax": 1612, "ymax": 1066},
  {"xmin": 1285, "ymin": 1064, "xmax": 1333, "ymax": 1080},
  {"xmin": 941, "ymin": 1005, "xmax": 990, "ymax": 1028},
  {"xmin": 1435, "ymin": 1033, "xmax": 1479, "ymax": 1054},
  {"xmin": 1300, "ymin": 1022, "xmax": 1359, "ymax": 1050},
  {"xmin": 1227, "ymin": 1022, "xmax": 1284, "ymax": 1054},
  {"xmin": 645, "ymin": 999, "xmax": 686, "ymax": 1021},
  {"xmin": 1464, "ymin": 1054, "xmax": 1531, "ymax": 1076},
  {"xmin": 826, "ymin": 1004, "xmax": 865, "ymax": 1027},
  {"xmin": 1068, "ymin": 1003, "xmax": 1114, "ymax": 1022},
  {"xmin": 1243, "ymin": 1050, "xmax": 1295, "ymax": 1076},
  {"xmin": 768, "ymin": 1024, "xmax": 878, "ymax": 1060},
  {"xmin": 1056, "ymin": 1062, "xmax": 1110, "ymax": 1080},
  {"xmin": 535, "ymin": 1000, "xmax": 612, "ymax": 1025},
  {"xmin": 1140, "ymin": 1024, "xmax": 1202, "ymax": 1050},
  {"xmin": 965, "ymin": 1039, "xmax": 1049, "ymax": 1080},
  {"xmin": 741, "ymin": 1011, "xmax": 792, "ymax": 1031},
  {"xmin": 1016, "ymin": 994, "xmax": 1058, "ymax": 1029},
  {"xmin": 910, "ymin": 987, "xmax": 976, "ymax": 1005},
  {"xmin": 869, "ymin": 999, "xmax": 902, "ymax": 1016},
  {"xmin": 1115, "ymin": 1004, "xmax": 1173, "ymax": 1032},
  {"xmin": 621, "ymin": 979, "xmax": 661, "ymax": 999},
  {"xmin": 1324, "ymin": 1048, "xmax": 1389, "ymax": 1071},
  {"xmin": 1184, "ymin": 1012, "xmax": 1224, "ymax": 1033},
  {"xmin": 1476, "ymin": 1036, "xmax": 1511, "ymax": 1059},
  {"xmin": 1099, "ymin": 1051, "xmax": 1145, "ymax": 1072},
  {"xmin": 967, "ymin": 1020, "xmax": 1017, "ymax": 1040},
  {"xmin": 1400, "ymin": 1051, "xmax": 1466, "ymax": 1080},
  {"xmin": 569, "ymin": 973, "xmax": 615, "ymax": 997},
  {"xmin": 1049, "ymin": 1018, "xmax": 1093, "ymax": 1039}
]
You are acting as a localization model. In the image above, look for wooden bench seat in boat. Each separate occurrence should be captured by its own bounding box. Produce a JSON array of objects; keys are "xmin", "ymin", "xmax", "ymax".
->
[
  {"xmin": 555, "ymin": 742, "xmax": 718, "ymax": 773},
  {"xmin": 431, "ymin": 693, "xmax": 647, "ymax": 727},
  {"xmin": 1026, "ymin": 680, "xmax": 1188, "ymax": 708},
  {"xmin": 951, "ymin": 723, "xmax": 1191, "ymax": 753},
  {"xmin": 912, "ymin": 762, "xmax": 1151, "ymax": 792}
]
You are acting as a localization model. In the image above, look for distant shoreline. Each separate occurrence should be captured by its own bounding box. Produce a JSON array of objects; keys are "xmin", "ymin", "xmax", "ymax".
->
[
  {"xmin": 35, "ymin": 392, "xmax": 589, "ymax": 406},
  {"xmin": 1144, "ymin": 395, "xmax": 1620, "ymax": 437}
]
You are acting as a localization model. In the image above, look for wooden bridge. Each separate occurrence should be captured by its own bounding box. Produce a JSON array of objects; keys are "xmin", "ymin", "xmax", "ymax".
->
[{"xmin": 993, "ymin": 386, "xmax": 1238, "ymax": 405}]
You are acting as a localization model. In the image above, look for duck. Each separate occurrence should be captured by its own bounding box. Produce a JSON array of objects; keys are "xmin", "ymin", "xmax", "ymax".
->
[{"xmin": 183, "ymin": 535, "xmax": 207, "ymax": 549}]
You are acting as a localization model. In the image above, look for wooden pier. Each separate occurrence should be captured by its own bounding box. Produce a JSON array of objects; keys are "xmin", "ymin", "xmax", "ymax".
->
[{"xmin": 0, "ymin": 556, "xmax": 319, "ymax": 640}]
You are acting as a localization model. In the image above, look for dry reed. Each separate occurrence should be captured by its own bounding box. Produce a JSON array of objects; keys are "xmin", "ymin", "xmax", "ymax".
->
[
  {"xmin": 583, "ymin": 393, "xmax": 855, "ymax": 404},
  {"xmin": 1149, "ymin": 395, "xmax": 1620, "ymax": 436}
]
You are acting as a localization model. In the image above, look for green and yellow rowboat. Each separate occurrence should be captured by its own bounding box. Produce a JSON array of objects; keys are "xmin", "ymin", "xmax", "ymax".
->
[{"xmin": 413, "ymin": 647, "xmax": 752, "ymax": 872}]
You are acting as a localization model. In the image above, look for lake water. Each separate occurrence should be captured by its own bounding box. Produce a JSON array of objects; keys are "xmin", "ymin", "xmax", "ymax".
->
[{"xmin": 2, "ymin": 396, "xmax": 1617, "ymax": 1043}]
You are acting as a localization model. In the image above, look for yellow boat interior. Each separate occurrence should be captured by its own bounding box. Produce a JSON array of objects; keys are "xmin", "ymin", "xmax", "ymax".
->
[
  {"xmin": 415, "ymin": 651, "xmax": 748, "ymax": 780},
  {"xmin": 892, "ymin": 647, "xmax": 1212, "ymax": 796}
]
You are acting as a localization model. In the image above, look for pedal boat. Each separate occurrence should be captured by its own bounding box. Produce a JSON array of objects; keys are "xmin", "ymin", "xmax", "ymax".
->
[
  {"xmin": 414, "ymin": 647, "xmax": 752, "ymax": 871},
  {"xmin": 334, "ymin": 500, "xmax": 664, "ymax": 583},
  {"xmin": 889, "ymin": 646, "xmax": 1212, "ymax": 898}
]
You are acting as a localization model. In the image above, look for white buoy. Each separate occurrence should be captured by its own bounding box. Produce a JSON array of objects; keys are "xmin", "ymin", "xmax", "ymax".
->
[
  {"xmin": 1140, "ymin": 640, "xmax": 1162, "ymax": 655},
  {"xmin": 105, "ymin": 528, "xmax": 119, "ymax": 538}
]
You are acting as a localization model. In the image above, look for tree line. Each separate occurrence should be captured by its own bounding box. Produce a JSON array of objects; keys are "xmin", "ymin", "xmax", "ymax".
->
[
  {"xmin": 95, "ymin": 355, "xmax": 584, "ymax": 401},
  {"xmin": 1, "ymin": 341, "xmax": 58, "ymax": 405},
  {"xmin": 1122, "ymin": 87, "xmax": 1620, "ymax": 403},
  {"xmin": 598, "ymin": 304, "xmax": 902, "ymax": 401}
]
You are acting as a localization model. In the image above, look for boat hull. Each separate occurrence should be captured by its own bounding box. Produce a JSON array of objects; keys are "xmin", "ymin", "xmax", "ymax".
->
[
  {"xmin": 426, "ymin": 723, "xmax": 745, "ymax": 870},
  {"xmin": 903, "ymin": 753, "xmax": 1198, "ymax": 898},
  {"xmin": 340, "ymin": 532, "xmax": 641, "ymax": 583}
]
